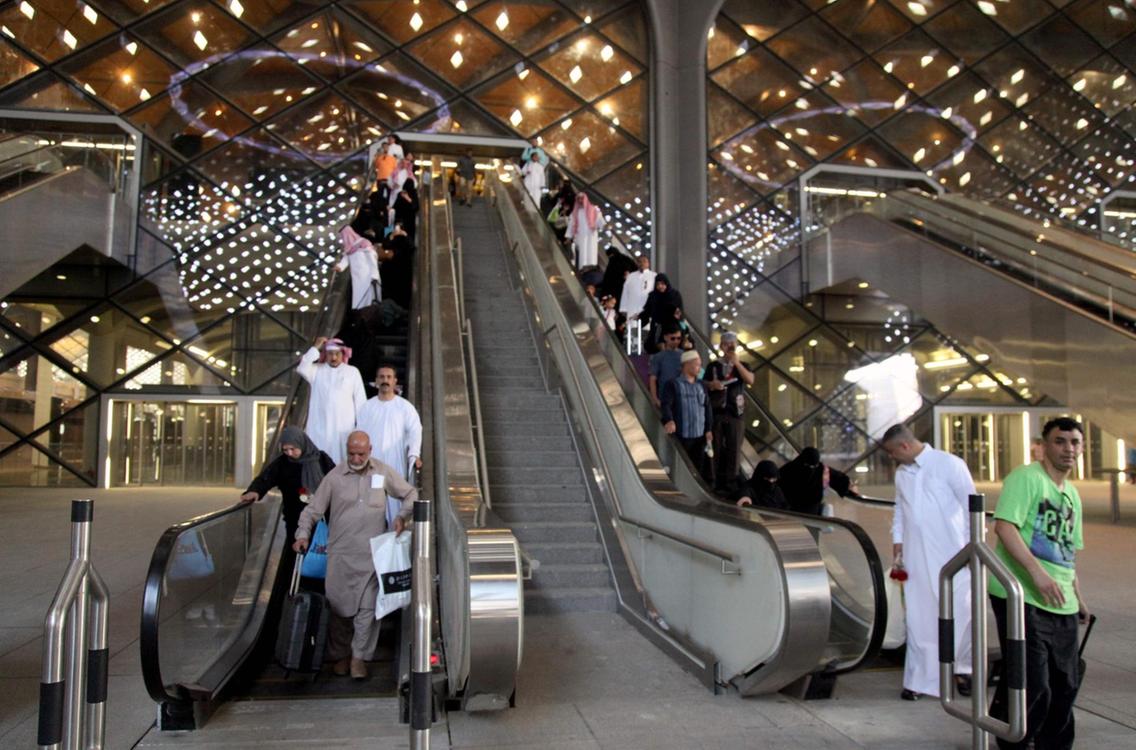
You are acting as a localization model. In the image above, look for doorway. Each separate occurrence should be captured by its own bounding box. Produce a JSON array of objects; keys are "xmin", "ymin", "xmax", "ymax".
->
[{"xmin": 109, "ymin": 400, "xmax": 236, "ymax": 486}]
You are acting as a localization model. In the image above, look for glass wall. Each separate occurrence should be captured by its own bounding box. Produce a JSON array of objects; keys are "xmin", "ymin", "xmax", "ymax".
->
[{"xmin": 0, "ymin": 0, "xmax": 652, "ymax": 486}]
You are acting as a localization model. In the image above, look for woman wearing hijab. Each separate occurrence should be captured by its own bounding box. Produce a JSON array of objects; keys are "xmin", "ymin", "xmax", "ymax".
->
[
  {"xmin": 392, "ymin": 177, "xmax": 420, "ymax": 245},
  {"xmin": 240, "ymin": 426, "xmax": 335, "ymax": 542},
  {"xmin": 778, "ymin": 446, "xmax": 857, "ymax": 515},
  {"xmin": 734, "ymin": 460, "xmax": 788, "ymax": 509},
  {"xmin": 639, "ymin": 274, "xmax": 684, "ymax": 352},
  {"xmin": 567, "ymin": 192, "xmax": 606, "ymax": 269}
]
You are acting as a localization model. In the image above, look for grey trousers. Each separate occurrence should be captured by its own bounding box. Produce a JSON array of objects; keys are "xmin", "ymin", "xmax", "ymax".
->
[{"xmin": 327, "ymin": 575, "xmax": 380, "ymax": 661}]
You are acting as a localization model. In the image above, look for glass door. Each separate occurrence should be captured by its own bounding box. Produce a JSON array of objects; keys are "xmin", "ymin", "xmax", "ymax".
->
[{"xmin": 109, "ymin": 400, "xmax": 236, "ymax": 486}]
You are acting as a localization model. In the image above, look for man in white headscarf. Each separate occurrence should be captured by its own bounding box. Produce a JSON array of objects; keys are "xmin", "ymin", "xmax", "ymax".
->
[
  {"xmin": 336, "ymin": 225, "xmax": 381, "ymax": 309},
  {"xmin": 356, "ymin": 364, "xmax": 422, "ymax": 482},
  {"xmin": 567, "ymin": 192, "xmax": 606, "ymax": 269},
  {"xmin": 296, "ymin": 337, "xmax": 367, "ymax": 464}
]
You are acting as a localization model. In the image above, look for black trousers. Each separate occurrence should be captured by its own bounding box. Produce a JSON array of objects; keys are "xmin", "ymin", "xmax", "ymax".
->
[
  {"xmin": 679, "ymin": 437, "xmax": 715, "ymax": 486},
  {"xmin": 712, "ymin": 413, "xmax": 744, "ymax": 493},
  {"xmin": 990, "ymin": 596, "xmax": 1080, "ymax": 750}
]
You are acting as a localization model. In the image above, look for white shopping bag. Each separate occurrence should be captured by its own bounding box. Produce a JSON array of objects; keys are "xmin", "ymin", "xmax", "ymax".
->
[
  {"xmin": 370, "ymin": 531, "xmax": 412, "ymax": 619},
  {"xmin": 882, "ymin": 568, "xmax": 907, "ymax": 650}
]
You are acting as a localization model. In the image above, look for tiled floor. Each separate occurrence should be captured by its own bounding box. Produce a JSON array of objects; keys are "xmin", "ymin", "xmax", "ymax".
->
[{"xmin": 3, "ymin": 481, "xmax": 1134, "ymax": 749}]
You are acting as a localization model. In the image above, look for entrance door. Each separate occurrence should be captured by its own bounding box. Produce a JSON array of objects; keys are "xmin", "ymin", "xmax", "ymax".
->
[{"xmin": 109, "ymin": 400, "xmax": 236, "ymax": 485}]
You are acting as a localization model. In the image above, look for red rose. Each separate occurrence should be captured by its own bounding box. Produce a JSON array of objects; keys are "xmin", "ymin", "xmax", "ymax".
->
[{"xmin": 890, "ymin": 567, "xmax": 909, "ymax": 582}]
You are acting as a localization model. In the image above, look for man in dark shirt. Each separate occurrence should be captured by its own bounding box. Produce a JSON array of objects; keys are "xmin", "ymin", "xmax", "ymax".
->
[
  {"xmin": 455, "ymin": 149, "xmax": 476, "ymax": 206},
  {"xmin": 648, "ymin": 324, "xmax": 684, "ymax": 407},
  {"xmin": 703, "ymin": 331, "xmax": 755, "ymax": 494},
  {"xmin": 661, "ymin": 349, "xmax": 714, "ymax": 484}
]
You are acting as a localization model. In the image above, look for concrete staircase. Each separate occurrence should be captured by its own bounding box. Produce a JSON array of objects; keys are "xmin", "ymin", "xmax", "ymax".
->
[{"xmin": 453, "ymin": 200, "xmax": 616, "ymax": 614}]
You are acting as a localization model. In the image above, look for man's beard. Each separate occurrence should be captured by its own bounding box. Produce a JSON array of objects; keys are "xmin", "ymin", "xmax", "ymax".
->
[{"xmin": 348, "ymin": 459, "xmax": 367, "ymax": 470}]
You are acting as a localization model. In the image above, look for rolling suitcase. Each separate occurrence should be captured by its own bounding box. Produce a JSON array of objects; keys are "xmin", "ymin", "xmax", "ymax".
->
[{"xmin": 275, "ymin": 552, "xmax": 330, "ymax": 672}]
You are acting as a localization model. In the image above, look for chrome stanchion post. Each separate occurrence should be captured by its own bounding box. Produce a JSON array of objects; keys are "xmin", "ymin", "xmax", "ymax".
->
[
  {"xmin": 939, "ymin": 494, "xmax": 1027, "ymax": 749},
  {"xmin": 410, "ymin": 498, "xmax": 433, "ymax": 750},
  {"xmin": 85, "ymin": 565, "xmax": 110, "ymax": 750}
]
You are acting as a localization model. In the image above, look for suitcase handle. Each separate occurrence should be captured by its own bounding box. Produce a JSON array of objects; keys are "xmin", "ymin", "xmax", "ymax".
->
[{"xmin": 290, "ymin": 552, "xmax": 305, "ymax": 596}]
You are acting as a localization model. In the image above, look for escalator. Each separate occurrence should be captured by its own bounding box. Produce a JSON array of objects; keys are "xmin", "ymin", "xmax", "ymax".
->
[
  {"xmin": 0, "ymin": 130, "xmax": 135, "ymax": 299},
  {"xmin": 805, "ymin": 188, "xmax": 1136, "ymax": 445}
]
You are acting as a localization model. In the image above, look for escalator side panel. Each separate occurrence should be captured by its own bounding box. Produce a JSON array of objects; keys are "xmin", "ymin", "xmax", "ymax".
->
[{"xmin": 813, "ymin": 213, "xmax": 1136, "ymax": 445}]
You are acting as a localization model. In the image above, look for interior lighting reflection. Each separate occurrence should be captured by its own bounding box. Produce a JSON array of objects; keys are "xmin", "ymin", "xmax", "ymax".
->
[
  {"xmin": 496, "ymin": 11, "xmax": 509, "ymax": 30},
  {"xmin": 569, "ymin": 65, "xmax": 583, "ymax": 83},
  {"xmin": 450, "ymin": 50, "xmax": 463, "ymax": 68},
  {"xmin": 409, "ymin": 12, "xmax": 423, "ymax": 31},
  {"xmin": 19, "ymin": 2, "xmax": 33, "ymax": 20}
]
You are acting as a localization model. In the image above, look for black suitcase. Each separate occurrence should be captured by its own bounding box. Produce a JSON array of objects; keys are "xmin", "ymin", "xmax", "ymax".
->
[{"xmin": 275, "ymin": 553, "xmax": 330, "ymax": 672}]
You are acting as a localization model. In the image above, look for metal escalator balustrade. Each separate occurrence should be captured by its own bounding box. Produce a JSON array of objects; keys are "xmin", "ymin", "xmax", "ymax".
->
[{"xmin": 489, "ymin": 167, "xmax": 833, "ymax": 695}]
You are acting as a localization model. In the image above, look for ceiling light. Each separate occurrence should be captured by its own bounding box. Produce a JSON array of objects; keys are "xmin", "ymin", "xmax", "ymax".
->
[
  {"xmin": 83, "ymin": 4, "xmax": 98, "ymax": 23},
  {"xmin": 496, "ymin": 11, "xmax": 509, "ymax": 30},
  {"xmin": 619, "ymin": 70, "xmax": 632, "ymax": 85},
  {"xmin": 456, "ymin": 0, "xmax": 467, "ymax": 10},
  {"xmin": 580, "ymin": 136, "xmax": 591, "ymax": 153},
  {"xmin": 601, "ymin": 45, "xmax": 613, "ymax": 61},
  {"xmin": 524, "ymin": 95, "xmax": 538, "ymax": 109},
  {"xmin": 194, "ymin": 30, "xmax": 208, "ymax": 50},
  {"xmin": 450, "ymin": 50, "xmax": 463, "ymax": 68},
  {"xmin": 229, "ymin": 0, "xmax": 244, "ymax": 18},
  {"xmin": 409, "ymin": 12, "xmax": 423, "ymax": 31},
  {"xmin": 509, "ymin": 109, "xmax": 523, "ymax": 126},
  {"xmin": 569, "ymin": 65, "xmax": 583, "ymax": 83},
  {"xmin": 19, "ymin": 2, "xmax": 34, "ymax": 20}
]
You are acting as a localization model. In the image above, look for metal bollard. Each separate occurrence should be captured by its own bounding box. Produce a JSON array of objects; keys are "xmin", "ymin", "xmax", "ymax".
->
[
  {"xmin": 939, "ymin": 494, "xmax": 1027, "ymax": 749},
  {"xmin": 410, "ymin": 498, "xmax": 433, "ymax": 750},
  {"xmin": 38, "ymin": 499, "xmax": 110, "ymax": 750}
]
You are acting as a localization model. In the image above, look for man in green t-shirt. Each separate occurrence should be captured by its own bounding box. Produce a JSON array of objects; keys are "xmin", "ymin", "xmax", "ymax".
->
[{"xmin": 988, "ymin": 417, "xmax": 1090, "ymax": 750}]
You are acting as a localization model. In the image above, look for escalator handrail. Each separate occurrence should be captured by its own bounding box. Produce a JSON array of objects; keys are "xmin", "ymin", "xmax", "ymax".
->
[{"xmin": 138, "ymin": 166, "xmax": 363, "ymax": 708}]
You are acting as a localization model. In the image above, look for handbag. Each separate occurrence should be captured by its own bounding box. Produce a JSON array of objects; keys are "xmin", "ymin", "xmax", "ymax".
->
[
  {"xmin": 370, "ymin": 531, "xmax": 412, "ymax": 619},
  {"xmin": 300, "ymin": 519, "xmax": 329, "ymax": 579},
  {"xmin": 351, "ymin": 280, "xmax": 384, "ymax": 331},
  {"xmin": 882, "ymin": 567, "xmax": 907, "ymax": 649}
]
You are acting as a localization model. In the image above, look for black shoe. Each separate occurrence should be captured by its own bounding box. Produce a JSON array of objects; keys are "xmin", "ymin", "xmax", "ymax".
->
[
  {"xmin": 901, "ymin": 689, "xmax": 921, "ymax": 701},
  {"xmin": 956, "ymin": 676, "xmax": 972, "ymax": 697}
]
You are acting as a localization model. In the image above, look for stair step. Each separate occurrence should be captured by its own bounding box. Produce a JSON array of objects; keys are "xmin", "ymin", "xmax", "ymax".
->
[
  {"xmin": 493, "ymin": 501, "xmax": 594, "ymax": 523},
  {"xmin": 526, "ymin": 563, "xmax": 611, "ymax": 589},
  {"xmin": 482, "ymin": 408, "xmax": 566, "ymax": 425},
  {"xmin": 478, "ymin": 421, "xmax": 568, "ymax": 437},
  {"xmin": 480, "ymin": 393, "xmax": 562, "ymax": 410},
  {"xmin": 490, "ymin": 485, "xmax": 588, "ymax": 504},
  {"xmin": 485, "ymin": 467, "xmax": 581, "ymax": 485},
  {"xmin": 485, "ymin": 434, "xmax": 573, "ymax": 452},
  {"xmin": 485, "ymin": 450, "xmax": 578, "ymax": 468},
  {"xmin": 523, "ymin": 542, "xmax": 605, "ymax": 565},
  {"xmin": 508, "ymin": 521, "xmax": 597, "ymax": 543},
  {"xmin": 524, "ymin": 587, "xmax": 618, "ymax": 614}
]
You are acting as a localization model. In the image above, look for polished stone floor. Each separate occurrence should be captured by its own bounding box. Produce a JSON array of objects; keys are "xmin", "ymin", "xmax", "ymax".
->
[{"xmin": 2, "ymin": 481, "xmax": 1134, "ymax": 749}]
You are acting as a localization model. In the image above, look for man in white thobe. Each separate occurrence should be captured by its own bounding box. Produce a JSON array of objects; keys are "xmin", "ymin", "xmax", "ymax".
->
[
  {"xmin": 521, "ymin": 152, "xmax": 546, "ymax": 205},
  {"xmin": 882, "ymin": 424, "xmax": 974, "ymax": 700},
  {"xmin": 619, "ymin": 255, "xmax": 657, "ymax": 319},
  {"xmin": 356, "ymin": 365, "xmax": 422, "ymax": 481},
  {"xmin": 336, "ymin": 226, "xmax": 381, "ymax": 309},
  {"xmin": 296, "ymin": 337, "xmax": 367, "ymax": 465},
  {"xmin": 294, "ymin": 431, "xmax": 416, "ymax": 680}
]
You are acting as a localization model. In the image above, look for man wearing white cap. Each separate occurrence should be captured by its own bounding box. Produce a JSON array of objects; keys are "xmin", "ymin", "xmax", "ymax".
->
[
  {"xmin": 660, "ymin": 349, "xmax": 715, "ymax": 483},
  {"xmin": 296, "ymin": 336, "xmax": 368, "ymax": 464}
]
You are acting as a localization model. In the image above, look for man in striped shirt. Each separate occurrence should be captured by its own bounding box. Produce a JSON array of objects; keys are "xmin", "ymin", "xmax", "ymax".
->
[{"xmin": 661, "ymin": 349, "xmax": 715, "ymax": 483}]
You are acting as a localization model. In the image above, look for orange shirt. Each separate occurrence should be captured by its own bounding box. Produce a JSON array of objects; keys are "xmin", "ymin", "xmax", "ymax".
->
[{"xmin": 374, "ymin": 153, "xmax": 397, "ymax": 181}]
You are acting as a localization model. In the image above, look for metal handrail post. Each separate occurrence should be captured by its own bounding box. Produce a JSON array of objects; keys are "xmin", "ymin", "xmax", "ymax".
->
[
  {"xmin": 38, "ymin": 498, "xmax": 108, "ymax": 750},
  {"xmin": 410, "ymin": 498, "xmax": 434, "ymax": 750},
  {"xmin": 939, "ymin": 494, "xmax": 1027, "ymax": 748}
]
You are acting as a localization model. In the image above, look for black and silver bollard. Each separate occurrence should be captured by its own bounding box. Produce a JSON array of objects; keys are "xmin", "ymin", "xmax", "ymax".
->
[
  {"xmin": 38, "ymin": 498, "xmax": 110, "ymax": 750},
  {"xmin": 410, "ymin": 498, "xmax": 433, "ymax": 750},
  {"xmin": 938, "ymin": 494, "xmax": 1027, "ymax": 749}
]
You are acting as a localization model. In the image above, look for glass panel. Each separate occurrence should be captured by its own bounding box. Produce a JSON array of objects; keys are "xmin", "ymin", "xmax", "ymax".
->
[
  {"xmin": 265, "ymin": 90, "xmax": 382, "ymax": 162},
  {"xmin": 714, "ymin": 123, "xmax": 813, "ymax": 194},
  {"xmin": 1071, "ymin": 123, "xmax": 1131, "ymax": 188},
  {"xmin": 0, "ymin": 443, "xmax": 87, "ymax": 486},
  {"xmin": 873, "ymin": 28, "xmax": 958, "ymax": 96},
  {"xmin": 121, "ymin": 349, "xmax": 233, "ymax": 390},
  {"xmin": 0, "ymin": 423, "xmax": 20, "ymax": 451},
  {"xmin": 592, "ymin": 77, "xmax": 646, "ymax": 143},
  {"xmin": 1, "ymin": 300, "xmax": 91, "ymax": 339},
  {"xmin": 935, "ymin": 146, "xmax": 1017, "ymax": 195},
  {"xmin": 87, "ymin": 0, "xmax": 178, "ymax": 23},
  {"xmin": 427, "ymin": 97, "xmax": 515, "ymax": 136},
  {"xmin": 772, "ymin": 327, "xmax": 868, "ymax": 402},
  {"xmin": 597, "ymin": 4, "xmax": 648, "ymax": 63},
  {"xmin": 537, "ymin": 109, "xmax": 641, "ymax": 183},
  {"xmin": 272, "ymin": 8, "xmax": 392, "ymax": 82},
  {"xmin": 1064, "ymin": 0, "xmax": 1136, "ymax": 49},
  {"xmin": 110, "ymin": 266, "xmax": 220, "ymax": 343},
  {"xmin": 941, "ymin": 372, "xmax": 1025, "ymax": 405},
  {"xmin": 185, "ymin": 310, "xmax": 307, "ymax": 391},
  {"xmin": 766, "ymin": 17, "xmax": 865, "ymax": 85},
  {"xmin": 0, "ymin": 70, "xmax": 103, "ymax": 111},
  {"xmin": 1070, "ymin": 54, "xmax": 1136, "ymax": 117},
  {"xmin": 405, "ymin": 17, "xmax": 519, "ymax": 90},
  {"xmin": 134, "ymin": 1, "xmax": 254, "ymax": 68},
  {"xmin": 712, "ymin": 46, "xmax": 806, "ymax": 119},
  {"xmin": 57, "ymin": 35, "xmax": 177, "ymax": 112},
  {"xmin": 590, "ymin": 157, "xmax": 648, "ymax": 213},
  {"xmin": 922, "ymin": 1, "xmax": 1009, "ymax": 65},
  {"xmin": 338, "ymin": 53, "xmax": 456, "ymax": 128},
  {"xmin": 210, "ymin": 0, "xmax": 312, "ymax": 36},
  {"xmin": 248, "ymin": 259, "xmax": 335, "ymax": 313},
  {"xmin": 771, "ymin": 95, "xmax": 868, "ymax": 161},
  {"xmin": 706, "ymin": 17, "xmax": 754, "ymax": 72},
  {"xmin": 1019, "ymin": 14, "xmax": 1103, "ymax": 75},
  {"xmin": 474, "ymin": 66, "xmax": 582, "ymax": 137},
  {"xmin": 0, "ymin": 37, "xmax": 39, "ymax": 87},
  {"xmin": 126, "ymin": 81, "xmax": 254, "ymax": 159},
  {"xmin": 0, "ymin": 351, "xmax": 94, "ymax": 434},
  {"xmin": 925, "ymin": 71, "xmax": 1012, "ymax": 136},
  {"xmin": 140, "ymin": 169, "xmax": 244, "ymax": 250},
  {"xmin": 709, "ymin": 202, "xmax": 799, "ymax": 277},
  {"xmin": 196, "ymin": 46, "xmax": 322, "ymax": 122},
  {"xmin": 894, "ymin": 0, "xmax": 957, "ymax": 23},
  {"xmin": 0, "ymin": 0, "xmax": 118, "ymax": 63},
  {"xmin": 824, "ymin": 59, "xmax": 907, "ymax": 126},
  {"xmin": 0, "ymin": 326, "xmax": 24, "ymax": 362},
  {"xmin": 1022, "ymin": 152, "xmax": 1105, "ymax": 214},
  {"xmin": 707, "ymin": 83, "xmax": 758, "ymax": 148},
  {"xmin": 751, "ymin": 364, "xmax": 825, "ymax": 427},
  {"xmin": 973, "ymin": 43, "xmax": 1050, "ymax": 105},
  {"xmin": 471, "ymin": 1, "xmax": 579, "ymax": 55},
  {"xmin": 707, "ymin": 161, "xmax": 761, "ymax": 226},
  {"xmin": 788, "ymin": 405, "xmax": 870, "ymax": 463},
  {"xmin": 344, "ymin": 0, "xmax": 457, "ymax": 45},
  {"xmin": 978, "ymin": 115, "xmax": 1062, "ymax": 178},
  {"xmin": 829, "ymin": 134, "xmax": 910, "ymax": 170},
  {"xmin": 820, "ymin": 0, "xmax": 912, "ymax": 53},
  {"xmin": 875, "ymin": 110, "xmax": 967, "ymax": 172},
  {"xmin": 732, "ymin": 286, "xmax": 816, "ymax": 359},
  {"xmin": 979, "ymin": 0, "xmax": 1058, "ymax": 34},
  {"xmin": 535, "ymin": 29, "xmax": 642, "ymax": 103},
  {"xmin": 720, "ymin": 0, "xmax": 808, "ymax": 42},
  {"xmin": 190, "ymin": 132, "xmax": 318, "ymax": 204},
  {"xmin": 30, "ymin": 398, "xmax": 98, "ymax": 482}
]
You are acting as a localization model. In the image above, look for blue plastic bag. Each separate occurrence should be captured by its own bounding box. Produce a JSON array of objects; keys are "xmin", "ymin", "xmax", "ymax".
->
[
  {"xmin": 168, "ymin": 529, "xmax": 215, "ymax": 581},
  {"xmin": 300, "ymin": 519, "xmax": 329, "ymax": 579}
]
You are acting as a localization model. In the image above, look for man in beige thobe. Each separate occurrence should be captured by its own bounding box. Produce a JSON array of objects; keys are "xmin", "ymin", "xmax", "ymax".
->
[{"xmin": 294, "ymin": 431, "xmax": 416, "ymax": 680}]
